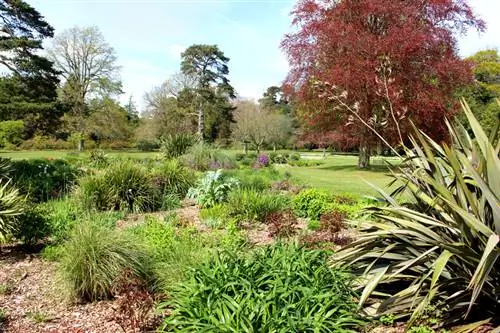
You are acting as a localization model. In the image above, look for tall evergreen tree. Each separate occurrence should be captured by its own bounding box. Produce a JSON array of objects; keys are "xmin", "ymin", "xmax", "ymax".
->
[{"xmin": 0, "ymin": 0, "xmax": 62, "ymax": 135}]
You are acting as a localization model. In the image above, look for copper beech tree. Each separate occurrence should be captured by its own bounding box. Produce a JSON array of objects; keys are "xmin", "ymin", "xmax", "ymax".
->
[{"xmin": 281, "ymin": 0, "xmax": 484, "ymax": 168}]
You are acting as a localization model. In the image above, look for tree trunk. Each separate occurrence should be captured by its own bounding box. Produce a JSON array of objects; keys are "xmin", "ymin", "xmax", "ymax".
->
[
  {"xmin": 273, "ymin": 143, "xmax": 276, "ymax": 152},
  {"xmin": 244, "ymin": 142, "xmax": 248, "ymax": 155},
  {"xmin": 78, "ymin": 139, "xmax": 84, "ymax": 151},
  {"xmin": 197, "ymin": 104, "xmax": 204, "ymax": 142},
  {"xmin": 358, "ymin": 136, "xmax": 370, "ymax": 169}
]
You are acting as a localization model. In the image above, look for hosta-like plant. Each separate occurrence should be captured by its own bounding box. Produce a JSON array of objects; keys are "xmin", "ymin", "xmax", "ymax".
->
[
  {"xmin": 334, "ymin": 99, "xmax": 500, "ymax": 327},
  {"xmin": 187, "ymin": 169, "xmax": 239, "ymax": 208}
]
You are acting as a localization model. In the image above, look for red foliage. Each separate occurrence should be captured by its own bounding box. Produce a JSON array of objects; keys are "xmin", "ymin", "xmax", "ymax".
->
[{"xmin": 282, "ymin": 0, "xmax": 484, "ymax": 148}]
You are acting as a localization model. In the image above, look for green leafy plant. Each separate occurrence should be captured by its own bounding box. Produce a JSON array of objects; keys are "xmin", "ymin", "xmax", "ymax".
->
[
  {"xmin": 77, "ymin": 161, "xmax": 158, "ymax": 212},
  {"xmin": 87, "ymin": 149, "xmax": 109, "ymax": 168},
  {"xmin": 127, "ymin": 215, "xmax": 215, "ymax": 293},
  {"xmin": 293, "ymin": 188, "xmax": 333, "ymax": 220},
  {"xmin": 39, "ymin": 198, "xmax": 82, "ymax": 244},
  {"xmin": 0, "ymin": 181, "xmax": 25, "ymax": 242},
  {"xmin": 162, "ymin": 133, "xmax": 196, "ymax": 159},
  {"xmin": 159, "ymin": 243, "xmax": 363, "ymax": 332},
  {"xmin": 58, "ymin": 219, "xmax": 151, "ymax": 301},
  {"xmin": 333, "ymin": 100, "xmax": 500, "ymax": 325},
  {"xmin": 226, "ymin": 189, "xmax": 290, "ymax": 223},
  {"xmin": 8, "ymin": 159, "xmax": 78, "ymax": 203},
  {"xmin": 152, "ymin": 158, "xmax": 196, "ymax": 198},
  {"xmin": 199, "ymin": 204, "xmax": 228, "ymax": 229},
  {"xmin": 187, "ymin": 169, "xmax": 239, "ymax": 208}
]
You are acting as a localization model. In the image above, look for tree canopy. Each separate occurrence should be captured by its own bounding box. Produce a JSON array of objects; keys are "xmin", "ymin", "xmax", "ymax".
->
[{"xmin": 282, "ymin": 0, "xmax": 484, "ymax": 167}]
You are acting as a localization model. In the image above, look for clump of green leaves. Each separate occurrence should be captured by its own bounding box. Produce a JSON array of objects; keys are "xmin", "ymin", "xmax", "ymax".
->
[
  {"xmin": 76, "ymin": 161, "xmax": 158, "ymax": 212},
  {"xmin": 293, "ymin": 188, "xmax": 333, "ymax": 220},
  {"xmin": 0, "ymin": 181, "xmax": 25, "ymax": 243},
  {"xmin": 160, "ymin": 243, "xmax": 363, "ymax": 332},
  {"xmin": 226, "ymin": 189, "xmax": 290, "ymax": 223},
  {"xmin": 58, "ymin": 219, "xmax": 150, "ymax": 301},
  {"xmin": 162, "ymin": 133, "xmax": 196, "ymax": 159},
  {"xmin": 187, "ymin": 169, "xmax": 239, "ymax": 208},
  {"xmin": 333, "ymin": 100, "xmax": 500, "ymax": 324}
]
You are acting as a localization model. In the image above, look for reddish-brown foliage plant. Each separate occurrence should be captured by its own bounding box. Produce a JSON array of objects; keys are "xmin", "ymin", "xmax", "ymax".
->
[
  {"xmin": 281, "ymin": 0, "xmax": 484, "ymax": 167},
  {"xmin": 266, "ymin": 210, "xmax": 298, "ymax": 239}
]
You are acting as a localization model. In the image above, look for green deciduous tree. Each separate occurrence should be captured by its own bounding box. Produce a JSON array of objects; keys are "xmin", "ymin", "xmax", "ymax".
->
[{"xmin": 459, "ymin": 49, "xmax": 500, "ymax": 137}]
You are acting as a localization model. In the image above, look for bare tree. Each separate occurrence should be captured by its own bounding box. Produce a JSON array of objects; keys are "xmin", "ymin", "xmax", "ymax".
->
[
  {"xmin": 47, "ymin": 25, "xmax": 121, "ymax": 105},
  {"xmin": 232, "ymin": 100, "xmax": 291, "ymax": 153}
]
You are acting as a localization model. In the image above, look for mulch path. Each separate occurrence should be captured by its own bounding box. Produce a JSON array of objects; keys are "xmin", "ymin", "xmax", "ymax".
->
[{"xmin": 0, "ymin": 246, "xmax": 151, "ymax": 333}]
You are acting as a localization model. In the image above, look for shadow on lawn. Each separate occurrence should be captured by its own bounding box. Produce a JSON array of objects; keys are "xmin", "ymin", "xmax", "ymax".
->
[{"xmin": 318, "ymin": 164, "xmax": 392, "ymax": 173}]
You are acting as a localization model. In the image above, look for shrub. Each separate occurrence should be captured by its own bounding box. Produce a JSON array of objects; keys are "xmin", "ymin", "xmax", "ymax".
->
[
  {"xmin": 152, "ymin": 159, "xmax": 195, "ymax": 198},
  {"xmin": 187, "ymin": 169, "xmax": 239, "ymax": 208},
  {"xmin": 293, "ymin": 188, "xmax": 333, "ymax": 220},
  {"xmin": 159, "ymin": 193, "xmax": 181, "ymax": 211},
  {"xmin": 87, "ymin": 149, "xmax": 109, "ymax": 168},
  {"xmin": 0, "ymin": 181, "xmax": 25, "ymax": 243},
  {"xmin": 181, "ymin": 144, "xmax": 236, "ymax": 171},
  {"xmin": 136, "ymin": 139, "xmax": 160, "ymax": 152},
  {"xmin": 58, "ymin": 219, "xmax": 150, "ymax": 301},
  {"xmin": 160, "ymin": 243, "xmax": 363, "ymax": 332},
  {"xmin": 226, "ymin": 189, "xmax": 290, "ymax": 223},
  {"xmin": 0, "ymin": 120, "xmax": 24, "ymax": 148},
  {"xmin": 12, "ymin": 205, "xmax": 50, "ymax": 245},
  {"xmin": 8, "ymin": 159, "xmax": 79, "ymax": 202},
  {"xmin": 77, "ymin": 161, "xmax": 158, "ymax": 212},
  {"xmin": 333, "ymin": 100, "xmax": 500, "ymax": 324},
  {"xmin": 162, "ymin": 133, "xmax": 195, "ymax": 158}
]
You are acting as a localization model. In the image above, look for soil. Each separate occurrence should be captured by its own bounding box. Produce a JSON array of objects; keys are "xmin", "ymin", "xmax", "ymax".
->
[{"xmin": 0, "ymin": 246, "xmax": 136, "ymax": 333}]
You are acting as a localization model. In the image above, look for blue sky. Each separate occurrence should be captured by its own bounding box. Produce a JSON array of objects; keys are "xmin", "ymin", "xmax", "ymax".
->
[{"xmin": 28, "ymin": 0, "xmax": 499, "ymax": 111}]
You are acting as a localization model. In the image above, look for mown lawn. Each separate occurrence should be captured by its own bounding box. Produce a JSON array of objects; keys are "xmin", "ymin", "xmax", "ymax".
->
[{"xmin": 281, "ymin": 154, "xmax": 401, "ymax": 198}]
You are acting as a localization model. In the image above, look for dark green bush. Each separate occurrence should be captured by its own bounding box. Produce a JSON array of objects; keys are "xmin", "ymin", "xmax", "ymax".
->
[
  {"xmin": 12, "ymin": 205, "xmax": 50, "ymax": 245},
  {"xmin": 160, "ymin": 243, "xmax": 363, "ymax": 332},
  {"xmin": 136, "ymin": 139, "xmax": 160, "ymax": 152},
  {"xmin": 77, "ymin": 161, "xmax": 158, "ymax": 212},
  {"xmin": 8, "ymin": 159, "xmax": 79, "ymax": 203},
  {"xmin": 58, "ymin": 219, "xmax": 151, "ymax": 301},
  {"xmin": 162, "ymin": 133, "xmax": 196, "ymax": 158}
]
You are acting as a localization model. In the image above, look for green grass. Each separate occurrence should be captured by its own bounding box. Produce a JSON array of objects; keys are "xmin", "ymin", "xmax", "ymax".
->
[{"xmin": 280, "ymin": 155, "xmax": 400, "ymax": 198}]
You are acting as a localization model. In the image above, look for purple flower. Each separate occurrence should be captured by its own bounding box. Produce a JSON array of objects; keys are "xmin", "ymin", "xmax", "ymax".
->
[{"xmin": 257, "ymin": 154, "xmax": 270, "ymax": 167}]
